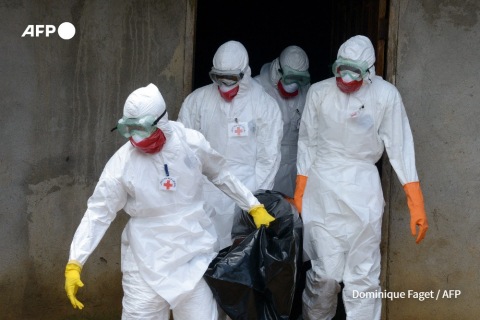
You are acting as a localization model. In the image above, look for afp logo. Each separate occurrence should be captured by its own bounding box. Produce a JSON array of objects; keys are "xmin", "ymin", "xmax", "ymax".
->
[{"xmin": 22, "ymin": 22, "xmax": 76, "ymax": 40}]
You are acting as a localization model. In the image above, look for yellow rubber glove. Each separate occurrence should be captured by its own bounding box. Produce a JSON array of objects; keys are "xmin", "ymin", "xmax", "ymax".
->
[
  {"xmin": 293, "ymin": 175, "xmax": 308, "ymax": 214},
  {"xmin": 65, "ymin": 261, "xmax": 85, "ymax": 309},
  {"xmin": 248, "ymin": 204, "xmax": 275, "ymax": 228},
  {"xmin": 403, "ymin": 182, "xmax": 428, "ymax": 244}
]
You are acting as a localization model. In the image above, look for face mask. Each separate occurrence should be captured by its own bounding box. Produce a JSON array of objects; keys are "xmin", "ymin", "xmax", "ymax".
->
[
  {"xmin": 129, "ymin": 128, "xmax": 166, "ymax": 154},
  {"xmin": 335, "ymin": 76, "xmax": 363, "ymax": 94},
  {"xmin": 341, "ymin": 73, "xmax": 355, "ymax": 83},
  {"xmin": 281, "ymin": 80, "xmax": 299, "ymax": 93},
  {"xmin": 217, "ymin": 84, "xmax": 239, "ymax": 102},
  {"xmin": 131, "ymin": 134, "xmax": 145, "ymax": 143},
  {"xmin": 277, "ymin": 80, "xmax": 298, "ymax": 98}
]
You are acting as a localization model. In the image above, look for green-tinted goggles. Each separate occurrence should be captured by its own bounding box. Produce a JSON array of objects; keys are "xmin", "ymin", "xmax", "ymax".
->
[
  {"xmin": 209, "ymin": 68, "xmax": 244, "ymax": 86},
  {"xmin": 279, "ymin": 64, "xmax": 310, "ymax": 86},
  {"xmin": 332, "ymin": 58, "xmax": 371, "ymax": 81},
  {"xmin": 111, "ymin": 110, "xmax": 166, "ymax": 138}
]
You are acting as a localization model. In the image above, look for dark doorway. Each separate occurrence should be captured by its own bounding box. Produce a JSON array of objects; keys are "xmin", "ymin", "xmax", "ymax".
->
[
  {"xmin": 193, "ymin": 1, "xmax": 388, "ymax": 319},
  {"xmin": 193, "ymin": 0, "xmax": 387, "ymax": 90}
]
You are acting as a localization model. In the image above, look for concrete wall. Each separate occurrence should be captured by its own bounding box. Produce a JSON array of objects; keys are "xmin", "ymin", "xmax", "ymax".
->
[
  {"xmin": 0, "ymin": 0, "xmax": 195, "ymax": 318},
  {"xmin": 384, "ymin": 0, "xmax": 480, "ymax": 318}
]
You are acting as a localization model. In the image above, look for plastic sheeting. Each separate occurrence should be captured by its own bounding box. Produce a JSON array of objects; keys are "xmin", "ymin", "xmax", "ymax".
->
[{"xmin": 205, "ymin": 190, "xmax": 302, "ymax": 320}]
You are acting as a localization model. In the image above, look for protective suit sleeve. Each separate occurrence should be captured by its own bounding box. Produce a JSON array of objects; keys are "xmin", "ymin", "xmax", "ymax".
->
[
  {"xmin": 378, "ymin": 87, "xmax": 419, "ymax": 185},
  {"xmin": 254, "ymin": 94, "xmax": 283, "ymax": 189},
  {"xmin": 68, "ymin": 154, "xmax": 128, "ymax": 265},
  {"xmin": 177, "ymin": 92, "xmax": 202, "ymax": 131},
  {"xmin": 297, "ymin": 87, "xmax": 319, "ymax": 176},
  {"xmin": 379, "ymin": 87, "xmax": 427, "ymax": 243},
  {"xmin": 187, "ymin": 129, "xmax": 260, "ymax": 211}
]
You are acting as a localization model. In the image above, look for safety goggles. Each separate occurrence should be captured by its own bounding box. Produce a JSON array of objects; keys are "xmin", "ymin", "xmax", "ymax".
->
[
  {"xmin": 332, "ymin": 58, "xmax": 371, "ymax": 81},
  {"xmin": 111, "ymin": 110, "xmax": 166, "ymax": 138},
  {"xmin": 278, "ymin": 64, "xmax": 310, "ymax": 86},
  {"xmin": 209, "ymin": 68, "xmax": 244, "ymax": 86}
]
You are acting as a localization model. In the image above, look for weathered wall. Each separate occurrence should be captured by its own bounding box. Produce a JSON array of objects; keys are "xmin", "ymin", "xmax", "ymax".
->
[
  {"xmin": 0, "ymin": 0, "xmax": 195, "ymax": 318},
  {"xmin": 385, "ymin": 0, "xmax": 480, "ymax": 318}
]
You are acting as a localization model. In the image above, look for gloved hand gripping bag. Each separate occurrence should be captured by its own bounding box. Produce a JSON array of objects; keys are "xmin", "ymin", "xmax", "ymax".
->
[{"xmin": 204, "ymin": 190, "xmax": 303, "ymax": 320}]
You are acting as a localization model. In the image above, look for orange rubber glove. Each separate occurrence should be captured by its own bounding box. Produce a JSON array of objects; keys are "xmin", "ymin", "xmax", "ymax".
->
[
  {"xmin": 284, "ymin": 196, "xmax": 296, "ymax": 206},
  {"xmin": 293, "ymin": 175, "xmax": 308, "ymax": 214},
  {"xmin": 403, "ymin": 182, "xmax": 428, "ymax": 244}
]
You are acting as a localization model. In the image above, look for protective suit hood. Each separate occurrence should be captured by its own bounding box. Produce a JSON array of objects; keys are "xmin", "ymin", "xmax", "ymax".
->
[
  {"xmin": 269, "ymin": 59, "xmax": 282, "ymax": 87},
  {"xmin": 213, "ymin": 41, "xmax": 252, "ymax": 95},
  {"xmin": 269, "ymin": 45, "xmax": 309, "ymax": 87},
  {"xmin": 280, "ymin": 45, "xmax": 309, "ymax": 71},
  {"xmin": 337, "ymin": 35, "xmax": 376, "ymax": 82},
  {"xmin": 123, "ymin": 83, "xmax": 173, "ymax": 139}
]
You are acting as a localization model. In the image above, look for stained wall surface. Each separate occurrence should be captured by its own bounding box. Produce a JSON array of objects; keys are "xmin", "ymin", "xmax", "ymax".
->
[
  {"xmin": 0, "ymin": 1, "xmax": 195, "ymax": 318},
  {"xmin": 385, "ymin": 0, "xmax": 480, "ymax": 318}
]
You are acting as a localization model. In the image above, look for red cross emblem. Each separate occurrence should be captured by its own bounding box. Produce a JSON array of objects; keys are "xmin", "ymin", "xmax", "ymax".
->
[
  {"xmin": 163, "ymin": 179, "xmax": 174, "ymax": 190},
  {"xmin": 234, "ymin": 126, "xmax": 244, "ymax": 136}
]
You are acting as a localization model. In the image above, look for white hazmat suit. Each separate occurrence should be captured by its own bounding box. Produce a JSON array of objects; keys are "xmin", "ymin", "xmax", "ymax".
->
[
  {"xmin": 255, "ymin": 45, "xmax": 310, "ymax": 198},
  {"xmin": 178, "ymin": 41, "xmax": 283, "ymax": 249},
  {"xmin": 297, "ymin": 36, "xmax": 426, "ymax": 320},
  {"xmin": 67, "ymin": 84, "xmax": 263, "ymax": 319}
]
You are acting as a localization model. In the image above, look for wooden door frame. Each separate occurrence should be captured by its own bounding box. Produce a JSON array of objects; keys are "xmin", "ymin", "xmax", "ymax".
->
[
  {"xmin": 380, "ymin": 0, "xmax": 400, "ymax": 319},
  {"xmin": 177, "ymin": 0, "xmax": 197, "ymax": 120}
]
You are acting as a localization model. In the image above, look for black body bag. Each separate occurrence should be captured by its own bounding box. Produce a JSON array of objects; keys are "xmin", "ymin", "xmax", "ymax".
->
[{"xmin": 204, "ymin": 190, "xmax": 303, "ymax": 320}]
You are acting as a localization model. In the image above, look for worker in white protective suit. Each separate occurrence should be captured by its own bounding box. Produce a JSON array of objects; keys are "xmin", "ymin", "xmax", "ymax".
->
[
  {"xmin": 254, "ymin": 45, "xmax": 310, "ymax": 198},
  {"xmin": 178, "ymin": 41, "xmax": 283, "ymax": 250},
  {"xmin": 64, "ymin": 84, "xmax": 275, "ymax": 320},
  {"xmin": 293, "ymin": 36, "xmax": 428, "ymax": 320}
]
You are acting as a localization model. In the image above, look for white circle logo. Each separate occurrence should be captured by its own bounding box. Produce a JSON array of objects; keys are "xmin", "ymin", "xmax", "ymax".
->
[{"xmin": 58, "ymin": 22, "xmax": 75, "ymax": 40}]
